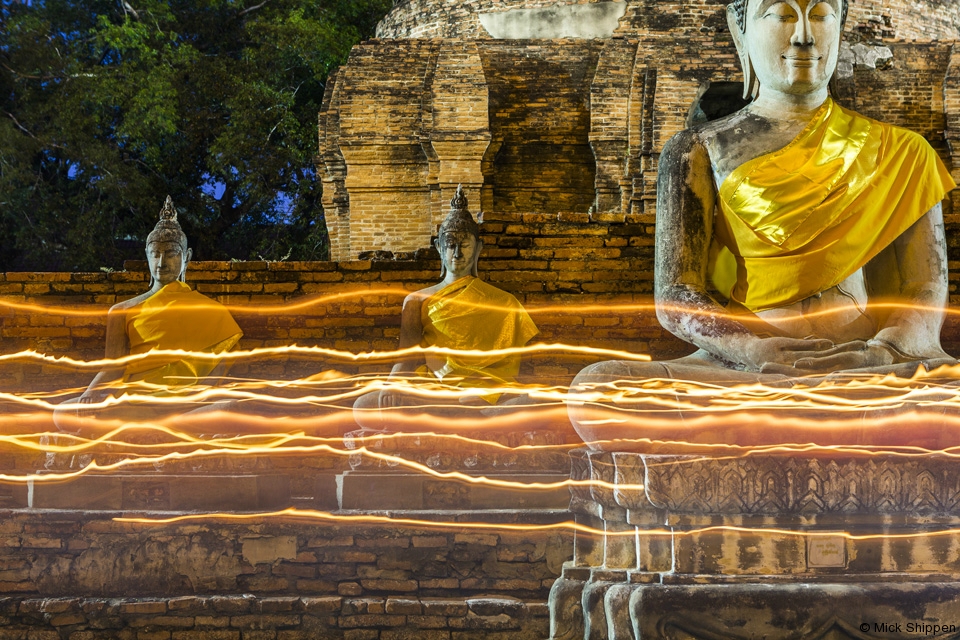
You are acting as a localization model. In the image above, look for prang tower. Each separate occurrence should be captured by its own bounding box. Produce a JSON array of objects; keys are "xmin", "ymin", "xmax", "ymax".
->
[{"xmin": 318, "ymin": 0, "xmax": 960, "ymax": 260}]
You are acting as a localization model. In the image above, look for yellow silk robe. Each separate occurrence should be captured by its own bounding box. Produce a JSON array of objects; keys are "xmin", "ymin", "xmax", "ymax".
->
[
  {"xmin": 123, "ymin": 281, "xmax": 243, "ymax": 389},
  {"xmin": 710, "ymin": 97, "xmax": 957, "ymax": 313},
  {"xmin": 420, "ymin": 276, "xmax": 539, "ymax": 391}
]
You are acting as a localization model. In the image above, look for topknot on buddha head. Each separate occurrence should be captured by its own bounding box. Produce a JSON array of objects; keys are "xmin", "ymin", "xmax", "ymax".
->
[
  {"xmin": 438, "ymin": 185, "xmax": 481, "ymax": 242},
  {"xmin": 146, "ymin": 196, "xmax": 188, "ymax": 252}
]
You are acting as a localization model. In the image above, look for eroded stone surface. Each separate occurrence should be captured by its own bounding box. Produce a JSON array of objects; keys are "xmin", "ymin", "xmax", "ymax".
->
[
  {"xmin": 478, "ymin": 2, "xmax": 628, "ymax": 39},
  {"xmin": 549, "ymin": 450, "xmax": 960, "ymax": 639}
]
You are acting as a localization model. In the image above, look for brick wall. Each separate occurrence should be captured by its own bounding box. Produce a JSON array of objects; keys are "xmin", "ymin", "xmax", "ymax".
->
[
  {"xmin": 0, "ymin": 593, "xmax": 551, "ymax": 639},
  {"xmin": 319, "ymin": 39, "xmax": 958, "ymax": 259},
  {"xmin": 376, "ymin": 0, "xmax": 960, "ymax": 40},
  {"xmin": 0, "ymin": 513, "xmax": 568, "ymax": 638}
]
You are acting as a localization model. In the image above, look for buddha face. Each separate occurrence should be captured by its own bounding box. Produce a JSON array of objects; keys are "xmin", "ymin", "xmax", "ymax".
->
[
  {"xmin": 146, "ymin": 241, "xmax": 190, "ymax": 286},
  {"xmin": 740, "ymin": 0, "xmax": 842, "ymax": 98},
  {"xmin": 437, "ymin": 231, "xmax": 481, "ymax": 280}
]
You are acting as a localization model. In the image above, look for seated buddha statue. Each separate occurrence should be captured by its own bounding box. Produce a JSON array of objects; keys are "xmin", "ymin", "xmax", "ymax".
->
[
  {"xmin": 352, "ymin": 186, "xmax": 540, "ymax": 430},
  {"xmin": 568, "ymin": 0, "xmax": 958, "ymax": 449},
  {"xmin": 53, "ymin": 196, "xmax": 243, "ymax": 432}
]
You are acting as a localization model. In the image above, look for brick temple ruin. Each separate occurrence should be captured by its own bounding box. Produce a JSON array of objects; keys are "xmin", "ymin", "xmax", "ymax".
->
[{"xmin": 0, "ymin": 0, "xmax": 959, "ymax": 637}]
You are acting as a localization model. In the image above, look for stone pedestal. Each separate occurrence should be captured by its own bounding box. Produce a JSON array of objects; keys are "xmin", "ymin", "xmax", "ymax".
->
[
  {"xmin": 338, "ymin": 470, "xmax": 571, "ymax": 512},
  {"xmin": 549, "ymin": 448, "xmax": 960, "ymax": 639},
  {"xmin": 335, "ymin": 427, "xmax": 575, "ymax": 523},
  {"xmin": 22, "ymin": 473, "xmax": 291, "ymax": 511}
]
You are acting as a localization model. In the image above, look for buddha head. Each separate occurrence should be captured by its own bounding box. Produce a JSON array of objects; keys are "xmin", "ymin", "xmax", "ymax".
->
[
  {"xmin": 727, "ymin": 0, "xmax": 847, "ymax": 100},
  {"xmin": 436, "ymin": 185, "xmax": 482, "ymax": 280},
  {"xmin": 145, "ymin": 196, "xmax": 193, "ymax": 287}
]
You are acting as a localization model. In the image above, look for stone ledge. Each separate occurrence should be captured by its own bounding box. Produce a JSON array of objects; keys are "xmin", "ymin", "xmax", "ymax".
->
[
  {"xmin": 0, "ymin": 594, "xmax": 550, "ymax": 639},
  {"xmin": 0, "ymin": 512, "xmax": 572, "ymax": 601}
]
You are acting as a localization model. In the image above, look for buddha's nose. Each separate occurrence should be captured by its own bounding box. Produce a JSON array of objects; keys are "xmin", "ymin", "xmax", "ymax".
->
[{"xmin": 791, "ymin": 13, "xmax": 815, "ymax": 45}]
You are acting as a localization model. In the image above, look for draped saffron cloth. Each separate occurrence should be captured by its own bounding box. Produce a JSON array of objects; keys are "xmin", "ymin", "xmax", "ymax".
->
[
  {"xmin": 123, "ymin": 281, "xmax": 243, "ymax": 388},
  {"xmin": 709, "ymin": 97, "xmax": 957, "ymax": 313},
  {"xmin": 419, "ymin": 276, "xmax": 539, "ymax": 391}
]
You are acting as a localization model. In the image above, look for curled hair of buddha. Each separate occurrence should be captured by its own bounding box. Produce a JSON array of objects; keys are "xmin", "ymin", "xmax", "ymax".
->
[
  {"xmin": 146, "ymin": 195, "xmax": 188, "ymax": 252},
  {"xmin": 728, "ymin": 0, "xmax": 849, "ymax": 34},
  {"xmin": 438, "ymin": 185, "xmax": 480, "ymax": 242}
]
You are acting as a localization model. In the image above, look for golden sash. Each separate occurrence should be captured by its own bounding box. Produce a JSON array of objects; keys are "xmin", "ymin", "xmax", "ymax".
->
[
  {"xmin": 711, "ymin": 98, "xmax": 956, "ymax": 312},
  {"xmin": 420, "ymin": 276, "xmax": 539, "ymax": 390},
  {"xmin": 124, "ymin": 281, "xmax": 243, "ymax": 388}
]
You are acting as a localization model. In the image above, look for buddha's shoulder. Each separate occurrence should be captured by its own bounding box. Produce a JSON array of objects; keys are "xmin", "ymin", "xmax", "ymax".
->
[
  {"xmin": 664, "ymin": 110, "xmax": 757, "ymax": 152},
  {"xmin": 473, "ymin": 277, "xmax": 521, "ymax": 300},
  {"xmin": 108, "ymin": 284, "xmax": 223, "ymax": 313},
  {"xmin": 862, "ymin": 112, "xmax": 931, "ymax": 148},
  {"xmin": 109, "ymin": 291, "xmax": 152, "ymax": 312}
]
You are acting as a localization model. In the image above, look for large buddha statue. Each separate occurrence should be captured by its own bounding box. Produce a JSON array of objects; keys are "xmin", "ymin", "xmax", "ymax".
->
[
  {"xmin": 352, "ymin": 186, "xmax": 539, "ymax": 429},
  {"xmin": 568, "ymin": 0, "xmax": 957, "ymax": 448},
  {"xmin": 53, "ymin": 197, "xmax": 243, "ymax": 432}
]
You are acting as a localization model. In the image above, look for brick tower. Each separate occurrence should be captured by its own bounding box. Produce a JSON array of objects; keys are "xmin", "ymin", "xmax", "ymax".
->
[{"xmin": 318, "ymin": 0, "xmax": 960, "ymax": 260}]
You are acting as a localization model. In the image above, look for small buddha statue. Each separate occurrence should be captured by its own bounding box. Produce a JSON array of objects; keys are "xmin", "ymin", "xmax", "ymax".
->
[
  {"xmin": 53, "ymin": 196, "xmax": 243, "ymax": 432},
  {"xmin": 568, "ymin": 0, "xmax": 958, "ymax": 448},
  {"xmin": 352, "ymin": 186, "xmax": 540, "ymax": 429}
]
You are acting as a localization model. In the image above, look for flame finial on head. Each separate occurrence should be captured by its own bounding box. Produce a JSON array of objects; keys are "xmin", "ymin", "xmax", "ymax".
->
[
  {"xmin": 450, "ymin": 184, "xmax": 469, "ymax": 214},
  {"xmin": 146, "ymin": 195, "xmax": 188, "ymax": 250},
  {"xmin": 159, "ymin": 195, "xmax": 178, "ymax": 222},
  {"xmin": 438, "ymin": 184, "xmax": 480, "ymax": 241}
]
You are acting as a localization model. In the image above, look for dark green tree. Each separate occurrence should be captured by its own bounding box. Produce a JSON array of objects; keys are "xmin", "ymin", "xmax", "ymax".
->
[{"xmin": 0, "ymin": 0, "xmax": 390, "ymax": 270}]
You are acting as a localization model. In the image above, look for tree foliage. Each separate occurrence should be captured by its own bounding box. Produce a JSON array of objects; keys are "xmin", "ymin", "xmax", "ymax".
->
[{"xmin": 0, "ymin": 0, "xmax": 390, "ymax": 270}]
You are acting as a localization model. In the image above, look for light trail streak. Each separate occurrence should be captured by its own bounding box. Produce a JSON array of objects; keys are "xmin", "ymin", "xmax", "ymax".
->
[
  {"xmin": 0, "ymin": 288, "xmax": 411, "ymax": 316},
  {"xmin": 0, "ymin": 425, "xmax": 582, "ymax": 454},
  {"xmin": 112, "ymin": 509, "xmax": 960, "ymax": 543},
  {"xmin": 0, "ymin": 439, "xmax": 634, "ymax": 493},
  {"xmin": 0, "ymin": 341, "xmax": 653, "ymax": 369},
  {"xmin": 3, "ymin": 294, "xmax": 959, "ymax": 320},
  {"xmin": 13, "ymin": 362, "xmax": 960, "ymax": 415},
  {"xmin": 565, "ymin": 371, "xmax": 960, "ymax": 435},
  {"xmin": 5, "ymin": 420, "xmax": 960, "ymax": 461},
  {"xmin": 5, "ymin": 296, "xmax": 960, "ymax": 523}
]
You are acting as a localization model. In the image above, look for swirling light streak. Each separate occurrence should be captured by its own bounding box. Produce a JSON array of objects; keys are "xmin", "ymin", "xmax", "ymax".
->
[
  {"xmin": 0, "ymin": 424, "xmax": 580, "ymax": 454},
  {"xmin": 112, "ymin": 509, "xmax": 960, "ymax": 543},
  {"xmin": 0, "ymin": 341, "xmax": 652, "ymax": 370},
  {"xmin": 0, "ymin": 438, "xmax": 637, "ymax": 493},
  {"xmin": 10, "ymin": 361, "xmax": 960, "ymax": 415},
  {"xmin": 3, "ymin": 419, "xmax": 960, "ymax": 461},
  {"xmin": 9, "ymin": 368, "xmax": 960, "ymax": 450},
  {"xmin": 5, "ymin": 296, "xmax": 960, "ymax": 525},
  {"xmin": 3, "ymin": 294, "xmax": 959, "ymax": 320}
]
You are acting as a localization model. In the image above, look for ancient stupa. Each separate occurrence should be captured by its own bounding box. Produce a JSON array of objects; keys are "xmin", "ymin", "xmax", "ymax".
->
[{"xmin": 318, "ymin": 0, "xmax": 960, "ymax": 260}]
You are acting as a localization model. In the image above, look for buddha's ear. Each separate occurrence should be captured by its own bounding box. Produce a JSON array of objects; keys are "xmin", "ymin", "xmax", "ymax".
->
[
  {"xmin": 471, "ymin": 238, "xmax": 483, "ymax": 277},
  {"xmin": 727, "ymin": 6, "xmax": 758, "ymax": 101},
  {"xmin": 180, "ymin": 247, "xmax": 193, "ymax": 282},
  {"xmin": 435, "ymin": 237, "xmax": 446, "ymax": 279}
]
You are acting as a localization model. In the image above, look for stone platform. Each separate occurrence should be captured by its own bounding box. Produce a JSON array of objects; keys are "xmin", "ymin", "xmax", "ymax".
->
[{"xmin": 549, "ymin": 448, "xmax": 960, "ymax": 639}]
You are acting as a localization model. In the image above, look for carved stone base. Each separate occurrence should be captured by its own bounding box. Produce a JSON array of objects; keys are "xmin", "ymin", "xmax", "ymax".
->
[
  {"xmin": 551, "ymin": 577, "xmax": 960, "ymax": 639},
  {"xmin": 549, "ymin": 449, "xmax": 960, "ymax": 639}
]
